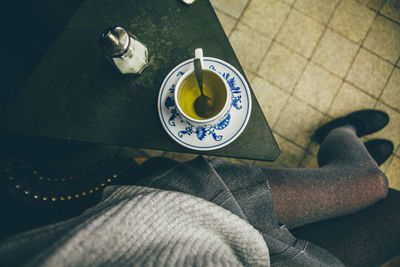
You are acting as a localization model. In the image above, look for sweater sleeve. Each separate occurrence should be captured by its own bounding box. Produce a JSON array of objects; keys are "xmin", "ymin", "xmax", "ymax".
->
[{"xmin": 0, "ymin": 185, "xmax": 270, "ymax": 267}]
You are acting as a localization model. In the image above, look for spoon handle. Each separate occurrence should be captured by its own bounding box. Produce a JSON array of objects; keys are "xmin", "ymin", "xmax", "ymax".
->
[{"xmin": 194, "ymin": 58, "xmax": 204, "ymax": 94}]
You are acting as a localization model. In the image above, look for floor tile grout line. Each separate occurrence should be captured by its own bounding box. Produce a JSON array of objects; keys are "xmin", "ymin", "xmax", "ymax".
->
[
  {"xmin": 287, "ymin": 53, "xmax": 397, "ymax": 109},
  {"xmin": 251, "ymin": 0, "xmax": 297, "ymax": 129},
  {"xmin": 285, "ymin": 0, "xmax": 386, "ymax": 48},
  {"xmin": 272, "ymin": 131, "xmax": 309, "ymax": 151},
  {"xmin": 255, "ymin": 38, "xmax": 350, "ymax": 85},
  {"xmin": 360, "ymin": 45, "xmax": 399, "ymax": 67},
  {"xmin": 273, "ymin": 3, "xmax": 326, "ymax": 59},
  {"xmin": 358, "ymin": 2, "xmax": 400, "ymax": 68},
  {"xmin": 326, "ymin": 0, "xmax": 383, "ymax": 117},
  {"xmin": 377, "ymin": 100, "xmax": 400, "ymax": 114},
  {"xmin": 354, "ymin": 0, "xmax": 382, "ymax": 12},
  {"xmin": 344, "ymin": 80, "xmax": 388, "ymax": 101},
  {"xmin": 272, "ymin": 99, "xmax": 328, "ymax": 163},
  {"xmin": 246, "ymin": 0, "xmax": 398, "ymax": 66},
  {"xmin": 253, "ymin": 0, "xmax": 296, "ymax": 76},
  {"xmin": 212, "ymin": 6, "xmax": 243, "ymax": 22},
  {"xmin": 264, "ymin": 38, "xmax": 308, "ymax": 62},
  {"xmin": 229, "ymin": 1, "xmax": 396, "ymax": 68},
  {"xmin": 291, "ymin": 0, "xmax": 341, "ymax": 106},
  {"xmin": 276, "ymin": 2, "xmax": 400, "ymax": 101},
  {"xmin": 213, "ymin": 9, "xmax": 238, "ymax": 37},
  {"xmin": 354, "ymin": 0, "xmax": 400, "ymax": 25},
  {"xmin": 245, "ymin": 58, "xmax": 400, "ymax": 117},
  {"xmin": 376, "ymin": 8, "xmax": 400, "ymax": 26},
  {"xmin": 226, "ymin": 0, "xmax": 251, "ymax": 39},
  {"xmin": 359, "ymin": 14, "xmax": 400, "ymax": 66},
  {"xmin": 375, "ymin": 64, "xmax": 398, "ymax": 107},
  {"xmin": 236, "ymin": 20, "xmax": 275, "ymax": 42},
  {"xmin": 292, "ymin": 0, "xmax": 344, "ymax": 163},
  {"xmin": 311, "ymin": 25, "xmax": 398, "ymax": 66},
  {"xmin": 395, "ymin": 144, "xmax": 400, "ymax": 156},
  {"xmin": 348, "ymin": 5, "xmax": 388, "ymax": 110},
  {"xmin": 376, "ymin": 11, "xmax": 400, "ymax": 26},
  {"xmin": 292, "ymin": 9, "xmax": 398, "ymax": 66},
  {"xmin": 382, "ymin": 154, "xmax": 395, "ymax": 173},
  {"xmin": 376, "ymin": 56, "xmax": 400, "ymax": 106},
  {"xmin": 291, "ymin": 1, "xmax": 335, "ymax": 26},
  {"xmin": 249, "ymin": 69, "xmax": 334, "ymax": 117},
  {"xmin": 297, "ymin": 146, "xmax": 314, "ymax": 168}
]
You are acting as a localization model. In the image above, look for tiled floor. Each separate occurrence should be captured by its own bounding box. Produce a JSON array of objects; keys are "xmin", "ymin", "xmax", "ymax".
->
[{"xmin": 142, "ymin": 0, "xmax": 400, "ymax": 190}]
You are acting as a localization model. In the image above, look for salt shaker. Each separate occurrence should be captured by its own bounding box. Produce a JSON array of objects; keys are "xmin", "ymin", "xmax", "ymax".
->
[{"xmin": 99, "ymin": 26, "xmax": 148, "ymax": 74}]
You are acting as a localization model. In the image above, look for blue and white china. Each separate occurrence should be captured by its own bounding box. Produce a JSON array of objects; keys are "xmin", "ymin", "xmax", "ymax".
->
[{"xmin": 158, "ymin": 57, "xmax": 252, "ymax": 151}]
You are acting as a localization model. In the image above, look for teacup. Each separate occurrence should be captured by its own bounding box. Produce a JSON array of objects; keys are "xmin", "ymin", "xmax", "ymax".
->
[{"xmin": 174, "ymin": 48, "xmax": 232, "ymax": 128}]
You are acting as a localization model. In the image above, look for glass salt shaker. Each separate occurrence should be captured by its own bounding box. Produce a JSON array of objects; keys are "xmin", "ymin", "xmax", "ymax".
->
[{"xmin": 99, "ymin": 26, "xmax": 148, "ymax": 74}]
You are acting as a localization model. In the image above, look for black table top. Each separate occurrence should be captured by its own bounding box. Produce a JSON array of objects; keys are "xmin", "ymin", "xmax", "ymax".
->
[{"xmin": 4, "ymin": 0, "xmax": 280, "ymax": 161}]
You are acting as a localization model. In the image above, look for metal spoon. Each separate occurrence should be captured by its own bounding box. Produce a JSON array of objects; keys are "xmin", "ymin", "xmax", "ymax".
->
[{"xmin": 193, "ymin": 58, "xmax": 214, "ymax": 118}]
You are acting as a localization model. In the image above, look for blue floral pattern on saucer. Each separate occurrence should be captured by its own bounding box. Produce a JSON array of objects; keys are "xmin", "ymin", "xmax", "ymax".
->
[{"xmin": 158, "ymin": 57, "xmax": 252, "ymax": 151}]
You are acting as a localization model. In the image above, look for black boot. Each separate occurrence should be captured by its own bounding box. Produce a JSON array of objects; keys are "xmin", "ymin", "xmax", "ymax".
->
[
  {"xmin": 365, "ymin": 139, "xmax": 394, "ymax": 166},
  {"xmin": 313, "ymin": 110, "xmax": 389, "ymax": 143}
]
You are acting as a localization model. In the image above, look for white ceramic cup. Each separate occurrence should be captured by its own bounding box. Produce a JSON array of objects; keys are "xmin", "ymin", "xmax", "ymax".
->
[{"xmin": 174, "ymin": 48, "xmax": 232, "ymax": 128}]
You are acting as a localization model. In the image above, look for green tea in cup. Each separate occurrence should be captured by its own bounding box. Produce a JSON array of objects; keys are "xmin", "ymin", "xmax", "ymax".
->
[
  {"xmin": 177, "ymin": 70, "xmax": 227, "ymax": 120},
  {"xmin": 174, "ymin": 48, "xmax": 232, "ymax": 128}
]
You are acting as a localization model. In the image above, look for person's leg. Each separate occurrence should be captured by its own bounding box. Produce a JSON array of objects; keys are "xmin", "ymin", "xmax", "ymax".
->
[
  {"xmin": 267, "ymin": 125, "xmax": 388, "ymax": 229},
  {"xmin": 291, "ymin": 188, "xmax": 400, "ymax": 267},
  {"xmin": 215, "ymin": 123, "xmax": 391, "ymax": 265}
]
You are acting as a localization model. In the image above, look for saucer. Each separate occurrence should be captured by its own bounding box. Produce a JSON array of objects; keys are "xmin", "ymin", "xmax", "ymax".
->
[{"xmin": 158, "ymin": 57, "xmax": 252, "ymax": 151}]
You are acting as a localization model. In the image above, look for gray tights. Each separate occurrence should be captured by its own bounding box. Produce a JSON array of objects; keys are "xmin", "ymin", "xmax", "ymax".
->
[{"xmin": 266, "ymin": 125, "xmax": 388, "ymax": 228}]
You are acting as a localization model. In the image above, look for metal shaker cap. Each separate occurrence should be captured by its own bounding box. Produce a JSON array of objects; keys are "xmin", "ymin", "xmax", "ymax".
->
[{"xmin": 99, "ymin": 26, "xmax": 130, "ymax": 57}]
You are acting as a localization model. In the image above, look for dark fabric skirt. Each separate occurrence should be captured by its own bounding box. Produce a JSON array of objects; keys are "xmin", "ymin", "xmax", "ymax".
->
[{"xmin": 136, "ymin": 156, "xmax": 344, "ymax": 266}]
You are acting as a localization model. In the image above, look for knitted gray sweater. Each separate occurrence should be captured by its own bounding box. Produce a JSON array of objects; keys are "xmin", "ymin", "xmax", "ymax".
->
[{"xmin": 0, "ymin": 185, "xmax": 270, "ymax": 266}]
